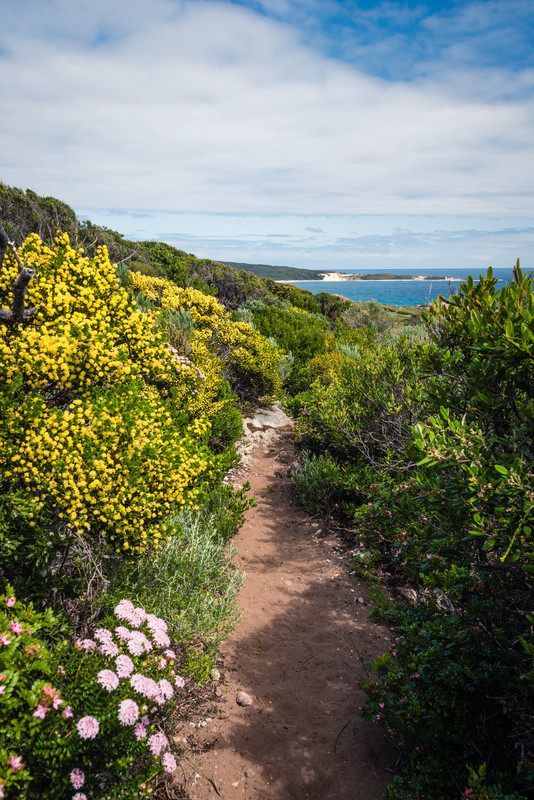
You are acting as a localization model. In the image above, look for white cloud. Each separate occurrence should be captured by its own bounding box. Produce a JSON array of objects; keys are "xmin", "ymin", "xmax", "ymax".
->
[{"xmin": 1, "ymin": 0, "xmax": 534, "ymax": 262}]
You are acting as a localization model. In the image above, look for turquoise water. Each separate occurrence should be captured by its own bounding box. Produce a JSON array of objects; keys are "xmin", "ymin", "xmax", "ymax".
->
[{"xmin": 288, "ymin": 267, "xmax": 518, "ymax": 307}]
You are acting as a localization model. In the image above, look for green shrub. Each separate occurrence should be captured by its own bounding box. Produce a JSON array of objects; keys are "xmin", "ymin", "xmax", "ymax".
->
[
  {"xmin": 105, "ymin": 509, "xmax": 245, "ymax": 652},
  {"xmin": 291, "ymin": 452, "xmax": 364, "ymax": 524}
]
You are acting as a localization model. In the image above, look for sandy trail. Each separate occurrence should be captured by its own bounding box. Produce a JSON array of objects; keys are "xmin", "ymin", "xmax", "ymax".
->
[{"xmin": 179, "ymin": 421, "xmax": 395, "ymax": 800}]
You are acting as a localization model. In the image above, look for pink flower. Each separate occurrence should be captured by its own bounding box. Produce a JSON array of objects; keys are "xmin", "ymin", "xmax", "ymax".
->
[
  {"xmin": 72, "ymin": 794, "xmax": 88, "ymax": 800},
  {"xmin": 115, "ymin": 626, "xmax": 132, "ymax": 641},
  {"xmin": 5, "ymin": 596, "xmax": 15, "ymax": 608},
  {"xmin": 75, "ymin": 639, "xmax": 96, "ymax": 651},
  {"xmin": 118, "ymin": 698, "xmax": 139, "ymax": 726},
  {"xmin": 162, "ymin": 752, "xmax": 177, "ymax": 773},
  {"xmin": 94, "ymin": 628, "xmax": 113, "ymax": 643},
  {"xmin": 70, "ymin": 768, "xmax": 85, "ymax": 789},
  {"xmin": 130, "ymin": 673, "xmax": 159, "ymax": 699},
  {"xmin": 158, "ymin": 679, "xmax": 174, "ymax": 701},
  {"xmin": 115, "ymin": 654, "xmax": 134, "ymax": 678},
  {"xmin": 175, "ymin": 675, "xmax": 185, "ymax": 690},
  {"xmin": 0, "ymin": 634, "xmax": 10, "ymax": 646},
  {"xmin": 164, "ymin": 649, "xmax": 176, "ymax": 660},
  {"xmin": 134, "ymin": 722, "xmax": 148, "ymax": 740},
  {"xmin": 98, "ymin": 639, "xmax": 119, "ymax": 657},
  {"xmin": 76, "ymin": 716, "xmax": 100, "ymax": 740},
  {"xmin": 146, "ymin": 613, "xmax": 167, "ymax": 633},
  {"xmin": 52, "ymin": 695, "xmax": 63, "ymax": 709},
  {"xmin": 9, "ymin": 621, "xmax": 23, "ymax": 635},
  {"xmin": 33, "ymin": 705, "xmax": 47, "ymax": 719},
  {"xmin": 97, "ymin": 669, "xmax": 119, "ymax": 692},
  {"xmin": 8, "ymin": 756, "xmax": 23, "ymax": 772},
  {"xmin": 127, "ymin": 631, "xmax": 152, "ymax": 656},
  {"xmin": 62, "ymin": 705, "xmax": 73, "ymax": 719},
  {"xmin": 148, "ymin": 732, "xmax": 168, "ymax": 755},
  {"xmin": 150, "ymin": 628, "xmax": 170, "ymax": 648},
  {"xmin": 114, "ymin": 599, "xmax": 135, "ymax": 621},
  {"xmin": 129, "ymin": 607, "xmax": 147, "ymax": 628}
]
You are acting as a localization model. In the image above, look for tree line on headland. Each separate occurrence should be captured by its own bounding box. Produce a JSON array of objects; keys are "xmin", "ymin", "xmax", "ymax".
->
[{"xmin": 0, "ymin": 181, "xmax": 532, "ymax": 799}]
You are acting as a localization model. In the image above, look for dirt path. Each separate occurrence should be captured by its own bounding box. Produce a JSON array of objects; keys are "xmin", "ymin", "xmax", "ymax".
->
[{"xmin": 178, "ymin": 414, "xmax": 395, "ymax": 800}]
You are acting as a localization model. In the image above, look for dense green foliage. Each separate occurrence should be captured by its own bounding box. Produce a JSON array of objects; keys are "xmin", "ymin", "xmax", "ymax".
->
[{"xmin": 289, "ymin": 265, "xmax": 534, "ymax": 800}]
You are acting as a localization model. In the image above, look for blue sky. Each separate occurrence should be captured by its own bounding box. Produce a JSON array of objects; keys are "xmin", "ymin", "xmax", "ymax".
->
[{"xmin": 1, "ymin": 0, "xmax": 534, "ymax": 269}]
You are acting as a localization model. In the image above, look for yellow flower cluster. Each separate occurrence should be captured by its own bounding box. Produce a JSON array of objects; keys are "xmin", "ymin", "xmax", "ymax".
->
[
  {"xmin": 0, "ymin": 233, "xmax": 191, "ymax": 393},
  {"xmin": 128, "ymin": 273, "xmax": 225, "ymax": 325},
  {"xmin": 1, "ymin": 385, "xmax": 216, "ymax": 552},
  {"xmin": 128, "ymin": 272, "xmax": 284, "ymax": 400}
]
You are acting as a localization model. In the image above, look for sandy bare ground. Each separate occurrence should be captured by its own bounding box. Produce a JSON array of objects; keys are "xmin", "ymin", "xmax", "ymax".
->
[{"xmin": 177, "ymin": 420, "xmax": 395, "ymax": 800}]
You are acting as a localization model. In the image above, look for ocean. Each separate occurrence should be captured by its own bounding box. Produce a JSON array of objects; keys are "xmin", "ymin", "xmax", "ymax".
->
[{"xmin": 287, "ymin": 266, "xmax": 519, "ymax": 307}]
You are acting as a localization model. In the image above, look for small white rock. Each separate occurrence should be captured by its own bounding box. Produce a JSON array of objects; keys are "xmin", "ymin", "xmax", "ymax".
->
[{"xmin": 236, "ymin": 691, "xmax": 253, "ymax": 707}]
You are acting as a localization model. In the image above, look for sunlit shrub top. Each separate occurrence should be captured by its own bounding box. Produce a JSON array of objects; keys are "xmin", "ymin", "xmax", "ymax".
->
[
  {"xmin": 0, "ymin": 233, "xmax": 192, "ymax": 393},
  {"xmin": 129, "ymin": 271, "xmax": 284, "ymax": 400},
  {"xmin": 129, "ymin": 272, "xmax": 226, "ymax": 324}
]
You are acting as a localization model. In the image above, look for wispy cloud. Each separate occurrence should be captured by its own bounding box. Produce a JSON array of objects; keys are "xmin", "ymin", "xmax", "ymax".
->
[{"xmin": 76, "ymin": 207, "xmax": 534, "ymax": 269}]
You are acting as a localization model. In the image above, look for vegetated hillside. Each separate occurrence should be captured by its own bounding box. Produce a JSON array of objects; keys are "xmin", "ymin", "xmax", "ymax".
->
[
  {"xmin": 0, "ymin": 180, "xmax": 440, "ymax": 799},
  {"xmin": 221, "ymin": 260, "xmax": 325, "ymax": 281}
]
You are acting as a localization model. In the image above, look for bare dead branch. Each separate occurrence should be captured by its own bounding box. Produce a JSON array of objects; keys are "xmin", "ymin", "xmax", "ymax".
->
[
  {"xmin": 0, "ymin": 219, "xmax": 38, "ymax": 325},
  {"xmin": 8, "ymin": 240, "xmax": 25, "ymax": 273},
  {"xmin": 116, "ymin": 245, "xmax": 140, "ymax": 266},
  {"xmin": 0, "ymin": 219, "xmax": 8, "ymax": 273}
]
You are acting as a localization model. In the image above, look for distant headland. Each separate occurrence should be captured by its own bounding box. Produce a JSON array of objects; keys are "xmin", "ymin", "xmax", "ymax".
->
[
  {"xmin": 307, "ymin": 271, "xmax": 453, "ymax": 282},
  {"xmin": 220, "ymin": 262, "xmax": 452, "ymax": 283}
]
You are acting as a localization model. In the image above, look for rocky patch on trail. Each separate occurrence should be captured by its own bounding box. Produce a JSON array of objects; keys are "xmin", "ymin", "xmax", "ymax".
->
[{"xmin": 224, "ymin": 404, "xmax": 293, "ymax": 482}]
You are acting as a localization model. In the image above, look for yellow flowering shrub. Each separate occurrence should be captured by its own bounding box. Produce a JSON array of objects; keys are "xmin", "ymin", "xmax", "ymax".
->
[
  {"xmin": 1, "ymin": 382, "xmax": 219, "ymax": 552},
  {"xmin": 129, "ymin": 273, "xmax": 225, "ymax": 326},
  {"xmin": 0, "ymin": 233, "xmax": 203, "ymax": 399},
  {"xmin": 0, "ymin": 233, "xmax": 228, "ymax": 551},
  {"xmin": 128, "ymin": 272, "xmax": 284, "ymax": 400}
]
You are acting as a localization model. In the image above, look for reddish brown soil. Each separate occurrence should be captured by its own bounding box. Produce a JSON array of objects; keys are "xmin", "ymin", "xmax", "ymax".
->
[{"xmin": 178, "ymin": 428, "xmax": 396, "ymax": 800}]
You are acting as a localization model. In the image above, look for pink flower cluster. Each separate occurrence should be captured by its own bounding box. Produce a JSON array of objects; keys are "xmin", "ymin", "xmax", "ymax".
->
[
  {"xmin": 127, "ymin": 630, "xmax": 152, "ymax": 656},
  {"xmin": 118, "ymin": 698, "xmax": 139, "ymax": 726},
  {"xmin": 8, "ymin": 756, "xmax": 23, "ymax": 772},
  {"xmin": 97, "ymin": 669, "xmax": 119, "ymax": 692},
  {"xmin": 67, "ymin": 600, "xmax": 185, "ymax": 780},
  {"xmin": 70, "ymin": 768, "xmax": 85, "ymax": 789},
  {"xmin": 146, "ymin": 731, "xmax": 177, "ymax": 773},
  {"xmin": 115, "ymin": 599, "xmax": 146, "ymax": 628},
  {"xmin": 32, "ymin": 683, "xmax": 63, "ymax": 719},
  {"xmin": 115, "ymin": 654, "xmax": 134, "ymax": 678},
  {"xmin": 77, "ymin": 716, "xmax": 100, "ymax": 740},
  {"xmin": 95, "ymin": 628, "xmax": 119, "ymax": 657},
  {"xmin": 75, "ymin": 639, "xmax": 96, "ymax": 651}
]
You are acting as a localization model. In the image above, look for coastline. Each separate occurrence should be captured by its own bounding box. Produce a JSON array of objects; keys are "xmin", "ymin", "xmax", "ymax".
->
[{"xmin": 276, "ymin": 274, "xmax": 458, "ymax": 283}]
